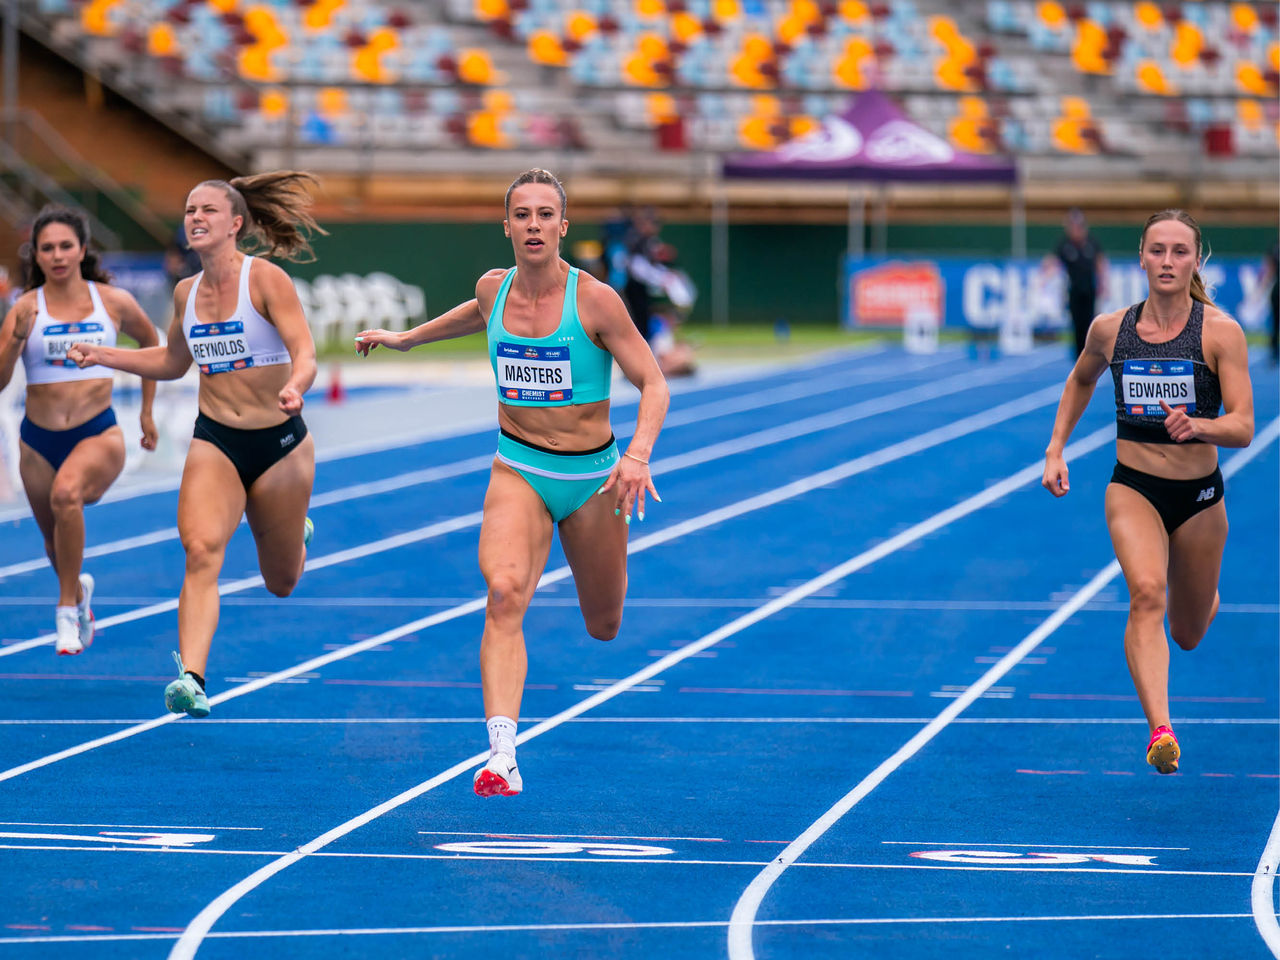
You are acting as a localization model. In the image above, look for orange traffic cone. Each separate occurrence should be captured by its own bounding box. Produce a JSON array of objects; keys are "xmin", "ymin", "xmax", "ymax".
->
[{"xmin": 327, "ymin": 362, "xmax": 345, "ymax": 403}]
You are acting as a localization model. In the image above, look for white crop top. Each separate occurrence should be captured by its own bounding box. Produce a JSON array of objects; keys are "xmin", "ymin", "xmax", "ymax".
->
[
  {"xmin": 21, "ymin": 282, "xmax": 118, "ymax": 385},
  {"xmin": 183, "ymin": 256, "xmax": 290, "ymax": 375}
]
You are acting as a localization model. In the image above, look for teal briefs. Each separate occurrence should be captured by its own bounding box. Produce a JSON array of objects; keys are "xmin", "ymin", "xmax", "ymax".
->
[{"xmin": 496, "ymin": 429, "xmax": 619, "ymax": 522}]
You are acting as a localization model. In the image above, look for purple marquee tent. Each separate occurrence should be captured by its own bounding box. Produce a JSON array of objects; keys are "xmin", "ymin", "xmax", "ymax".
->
[
  {"xmin": 710, "ymin": 90, "xmax": 1022, "ymax": 324},
  {"xmin": 722, "ymin": 88, "xmax": 1016, "ymax": 183}
]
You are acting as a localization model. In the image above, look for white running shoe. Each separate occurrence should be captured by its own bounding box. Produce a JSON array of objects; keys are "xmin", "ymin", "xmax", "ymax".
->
[
  {"xmin": 54, "ymin": 607, "xmax": 83, "ymax": 656},
  {"xmin": 473, "ymin": 753, "xmax": 522, "ymax": 797},
  {"xmin": 75, "ymin": 572, "xmax": 95, "ymax": 651}
]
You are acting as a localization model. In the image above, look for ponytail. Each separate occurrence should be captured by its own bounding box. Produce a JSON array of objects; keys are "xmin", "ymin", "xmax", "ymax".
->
[{"xmin": 198, "ymin": 171, "xmax": 327, "ymax": 262}]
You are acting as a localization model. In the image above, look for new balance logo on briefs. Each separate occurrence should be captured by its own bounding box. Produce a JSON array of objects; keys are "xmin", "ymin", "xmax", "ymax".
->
[
  {"xmin": 280, "ymin": 433, "xmax": 296, "ymax": 448},
  {"xmin": 1195, "ymin": 487, "xmax": 1215, "ymax": 502}
]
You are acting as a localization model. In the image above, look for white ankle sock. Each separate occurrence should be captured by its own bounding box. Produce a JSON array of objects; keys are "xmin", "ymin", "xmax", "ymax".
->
[
  {"xmin": 487, "ymin": 715, "xmax": 517, "ymax": 758},
  {"xmin": 56, "ymin": 605, "xmax": 77, "ymax": 620}
]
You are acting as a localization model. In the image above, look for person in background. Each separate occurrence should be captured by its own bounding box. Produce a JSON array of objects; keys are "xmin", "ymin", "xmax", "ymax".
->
[{"xmin": 1050, "ymin": 208, "xmax": 1109, "ymax": 358}]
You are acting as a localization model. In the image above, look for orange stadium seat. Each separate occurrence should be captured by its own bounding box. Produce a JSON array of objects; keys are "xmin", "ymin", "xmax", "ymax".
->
[
  {"xmin": 729, "ymin": 33, "xmax": 776, "ymax": 88},
  {"xmin": 147, "ymin": 22, "xmax": 178, "ymax": 57},
  {"xmin": 474, "ymin": 0, "xmax": 510, "ymax": 22},
  {"xmin": 1051, "ymin": 95, "xmax": 1099, "ymax": 152},
  {"xmin": 737, "ymin": 94, "xmax": 783, "ymax": 149},
  {"xmin": 304, "ymin": 0, "xmax": 344, "ymax": 31},
  {"xmin": 1230, "ymin": 2, "xmax": 1259, "ymax": 35},
  {"xmin": 1071, "ymin": 18, "xmax": 1109, "ymax": 74},
  {"xmin": 1236, "ymin": 61, "xmax": 1277, "ymax": 96},
  {"xmin": 81, "ymin": 0, "xmax": 121, "ymax": 36},
  {"xmin": 567, "ymin": 11, "xmax": 599, "ymax": 44},
  {"xmin": 1170, "ymin": 20, "xmax": 1203, "ymax": 69},
  {"xmin": 671, "ymin": 11, "xmax": 702, "ymax": 44},
  {"xmin": 353, "ymin": 27, "xmax": 400, "ymax": 83},
  {"xmin": 711, "ymin": 0, "xmax": 743, "ymax": 25},
  {"xmin": 1136, "ymin": 59, "xmax": 1176, "ymax": 95},
  {"xmin": 833, "ymin": 36, "xmax": 875, "ymax": 89},
  {"xmin": 1133, "ymin": 2, "xmax": 1163, "ymax": 32},
  {"xmin": 529, "ymin": 31, "xmax": 569, "ymax": 67},
  {"xmin": 457, "ymin": 48, "xmax": 503, "ymax": 85},
  {"xmin": 838, "ymin": 0, "xmax": 870, "ymax": 26},
  {"xmin": 948, "ymin": 95, "xmax": 997, "ymax": 153}
]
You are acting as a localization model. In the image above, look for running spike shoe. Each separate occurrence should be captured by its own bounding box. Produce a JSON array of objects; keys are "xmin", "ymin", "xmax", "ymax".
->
[
  {"xmin": 1146, "ymin": 725, "xmax": 1180, "ymax": 774},
  {"xmin": 473, "ymin": 753, "xmax": 522, "ymax": 797},
  {"xmin": 164, "ymin": 651, "xmax": 210, "ymax": 718},
  {"xmin": 75, "ymin": 572, "xmax": 95, "ymax": 651},
  {"xmin": 54, "ymin": 607, "xmax": 83, "ymax": 656}
]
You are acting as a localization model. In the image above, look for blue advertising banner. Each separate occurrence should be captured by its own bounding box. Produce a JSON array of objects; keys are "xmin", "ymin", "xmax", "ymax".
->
[{"xmin": 844, "ymin": 255, "xmax": 1273, "ymax": 332}]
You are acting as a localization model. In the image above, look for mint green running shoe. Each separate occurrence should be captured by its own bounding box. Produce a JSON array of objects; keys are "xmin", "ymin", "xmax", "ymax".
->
[
  {"xmin": 304, "ymin": 516, "xmax": 314, "ymax": 547},
  {"xmin": 164, "ymin": 651, "xmax": 210, "ymax": 718}
]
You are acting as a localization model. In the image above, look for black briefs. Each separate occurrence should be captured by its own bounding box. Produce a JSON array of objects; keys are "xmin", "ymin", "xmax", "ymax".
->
[
  {"xmin": 193, "ymin": 411, "xmax": 308, "ymax": 490},
  {"xmin": 1109, "ymin": 461, "xmax": 1224, "ymax": 534}
]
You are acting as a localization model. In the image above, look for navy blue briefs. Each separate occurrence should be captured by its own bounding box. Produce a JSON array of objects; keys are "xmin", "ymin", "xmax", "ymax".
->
[{"xmin": 20, "ymin": 407, "xmax": 118, "ymax": 472}]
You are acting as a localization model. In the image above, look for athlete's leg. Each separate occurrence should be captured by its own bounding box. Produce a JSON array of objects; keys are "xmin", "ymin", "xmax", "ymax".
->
[
  {"xmin": 1105, "ymin": 483, "xmax": 1172, "ymax": 733},
  {"xmin": 477, "ymin": 460, "xmax": 553, "ymax": 722},
  {"xmin": 18, "ymin": 441, "xmax": 58, "ymax": 580},
  {"xmin": 244, "ymin": 433, "xmax": 315, "ymax": 597},
  {"xmin": 558, "ymin": 485, "xmax": 629, "ymax": 642},
  {"xmin": 1165, "ymin": 500, "xmax": 1227, "ymax": 652},
  {"xmin": 44, "ymin": 429, "xmax": 125, "ymax": 606},
  {"xmin": 176, "ymin": 439, "xmax": 247, "ymax": 676}
]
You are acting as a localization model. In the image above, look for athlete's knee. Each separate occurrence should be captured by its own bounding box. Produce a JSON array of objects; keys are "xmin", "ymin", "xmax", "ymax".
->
[
  {"xmin": 1168, "ymin": 623, "xmax": 1204, "ymax": 651},
  {"xmin": 486, "ymin": 573, "xmax": 532, "ymax": 622},
  {"xmin": 183, "ymin": 535, "xmax": 226, "ymax": 575},
  {"xmin": 262, "ymin": 570, "xmax": 299, "ymax": 598},
  {"xmin": 1127, "ymin": 575, "xmax": 1168, "ymax": 618},
  {"xmin": 584, "ymin": 609, "xmax": 621, "ymax": 642},
  {"xmin": 48, "ymin": 480, "xmax": 83, "ymax": 515}
]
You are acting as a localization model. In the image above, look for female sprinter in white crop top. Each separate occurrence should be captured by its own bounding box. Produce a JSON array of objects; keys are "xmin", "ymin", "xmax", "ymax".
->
[
  {"xmin": 0, "ymin": 204, "xmax": 158, "ymax": 655},
  {"xmin": 68, "ymin": 172, "xmax": 322, "ymax": 718}
]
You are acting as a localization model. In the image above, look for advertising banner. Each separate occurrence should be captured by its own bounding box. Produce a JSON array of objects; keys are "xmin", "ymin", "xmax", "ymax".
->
[{"xmin": 844, "ymin": 255, "xmax": 1273, "ymax": 332}]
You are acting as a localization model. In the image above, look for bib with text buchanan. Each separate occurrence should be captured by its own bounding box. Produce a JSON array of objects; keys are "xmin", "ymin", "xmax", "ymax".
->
[
  {"xmin": 1121, "ymin": 359, "xmax": 1197, "ymax": 416},
  {"xmin": 43, "ymin": 321, "xmax": 108, "ymax": 366},
  {"xmin": 496, "ymin": 342, "xmax": 573, "ymax": 402},
  {"xmin": 189, "ymin": 321, "xmax": 254, "ymax": 374}
]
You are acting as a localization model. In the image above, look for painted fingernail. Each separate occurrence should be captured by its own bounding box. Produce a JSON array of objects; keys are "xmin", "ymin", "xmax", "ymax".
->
[
  {"xmin": 614, "ymin": 508, "xmax": 620, "ymax": 516},
  {"xmin": 638, "ymin": 511, "xmax": 645, "ymax": 521},
  {"xmin": 653, "ymin": 491, "xmax": 663, "ymax": 502},
  {"xmin": 624, "ymin": 514, "xmax": 631, "ymax": 525}
]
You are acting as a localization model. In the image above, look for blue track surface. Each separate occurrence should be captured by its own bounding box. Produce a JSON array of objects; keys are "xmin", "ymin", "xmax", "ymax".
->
[{"xmin": 1, "ymin": 345, "xmax": 1277, "ymax": 960}]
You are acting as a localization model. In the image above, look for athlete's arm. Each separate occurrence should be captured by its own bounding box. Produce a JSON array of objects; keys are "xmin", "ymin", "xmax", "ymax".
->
[
  {"xmin": 353, "ymin": 270, "xmax": 498, "ymax": 356},
  {"xmin": 0, "ymin": 293, "xmax": 35, "ymax": 392},
  {"xmin": 1043, "ymin": 311, "xmax": 1116, "ymax": 497},
  {"xmin": 583, "ymin": 276, "xmax": 670, "ymax": 519},
  {"xmin": 104, "ymin": 285, "xmax": 160, "ymax": 450},
  {"xmin": 68, "ymin": 279, "xmax": 194, "ymax": 380},
  {"xmin": 1159, "ymin": 309, "xmax": 1253, "ymax": 448},
  {"xmin": 256, "ymin": 260, "xmax": 316, "ymax": 416}
]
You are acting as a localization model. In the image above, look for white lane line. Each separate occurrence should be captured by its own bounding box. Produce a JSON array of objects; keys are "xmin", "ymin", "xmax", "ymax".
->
[
  {"xmin": 0, "ymin": 363, "xmax": 1063, "ymax": 658},
  {"xmin": 0, "ymin": 350, "xmax": 959, "ymax": 581},
  {"xmin": 879, "ymin": 841, "xmax": 1188, "ymax": 850},
  {"xmin": 164, "ymin": 420, "xmax": 1114, "ymax": 960},
  {"xmin": 727, "ymin": 415, "xmax": 1280, "ymax": 960},
  {"xmin": 0, "ymin": 387, "xmax": 1091, "ymax": 783},
  {"xmin": 1252, "ymin": 799, "xmax": 1280, "ymax": 956},
  {"xmin": 0, "ymin": 716, "xmax": 1274, "ymax": 726},
  {"xmin": 0, "ymin": 345, "xmax": 893, "ymax": 524},
  {"xmin": 0, "ymin": 821, "xmax": 260, "ymax": 830},
  {"xmin": 0, "ymin": 842, "xmax": 1254, "ymax": 877},
  {"xmin": 0, "ymin": 912, "xmax": 1255, "ymax": 945}
]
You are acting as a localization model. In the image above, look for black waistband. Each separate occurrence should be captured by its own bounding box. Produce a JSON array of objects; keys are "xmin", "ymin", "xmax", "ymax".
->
[
  {"xmin": 499, "ymin": 427, "xmax": 615, "ymax": 457},
  {"xmin": 196, "ymin": 410, "xmax": 302, "ymax": 436},
  {"xmin": 1112, "ymin": 460, "xmax": 1222, "ymax": 488}
]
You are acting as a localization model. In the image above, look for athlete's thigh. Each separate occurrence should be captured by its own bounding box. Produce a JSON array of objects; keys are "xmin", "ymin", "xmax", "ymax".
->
[
  {"xmin": 478, "ymin": 460, "xmax": 554, "ymax": 598},
  {"xmin": 244, "ymin": 432, "xmax": 315, "ymax": 578},
  {"xmin": 557, "ymin": 483, "xmax": 628, "ymax": 617},
  {"xmin": 54, "ymin": 427, "xmax": 126, "ymax": 505},
  {"xmin": 1166, "ymin": 499, "xmax": 1227, "ymax": 622},
  {"xmin": 18, "ymin": 442, "xmax": 56, "ymax": 539},
  {"xmin": 177, "ymin": 438, "xmax": 247, "ymax": 552},
  {"xmin": 1104, "ymin": 482, "xmax": 1170, "ymax": 592}
]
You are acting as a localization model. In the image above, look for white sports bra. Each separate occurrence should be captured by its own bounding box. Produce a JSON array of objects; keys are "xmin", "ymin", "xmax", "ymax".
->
[
  {"xmin": 21, "ymin": 282, "xmax": 118, "ymax": 385},
  {"xmin": 183, "ymin": 256, "xmax": 290, "ymax": 375}
]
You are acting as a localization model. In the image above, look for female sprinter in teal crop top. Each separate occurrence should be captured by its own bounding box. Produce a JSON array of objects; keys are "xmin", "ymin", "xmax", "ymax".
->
[{"xmin": 355, "ymin": 168, "xmax": 669, "ymax": 799}]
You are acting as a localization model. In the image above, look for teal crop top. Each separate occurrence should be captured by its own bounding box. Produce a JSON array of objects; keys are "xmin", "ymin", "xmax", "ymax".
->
[{"xmin": 487, "ymin": 266, "xmax": 613, "ymax": 407}]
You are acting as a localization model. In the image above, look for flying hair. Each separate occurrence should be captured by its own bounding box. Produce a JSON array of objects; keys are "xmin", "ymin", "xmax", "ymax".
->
[{"xmin": 196, "ymin": 171, "xmax": 327, "ymax": 263}]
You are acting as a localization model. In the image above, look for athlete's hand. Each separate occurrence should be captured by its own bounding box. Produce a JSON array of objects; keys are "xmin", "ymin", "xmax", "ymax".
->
[
  {"xmin": 279, "ymin": 384, "xmax": 304, "ymax": 416},
  {"xmin": 139, "ymin": 411, "xmax": 158, "ymax": 451},
  {"xmin": 1042, "ymin": 451, "xmax": 1070, "ymax": 497},
  {"xmin": 66, "ymin": 342, "xmax": 99, "ymax": 368},
  {"xmin": 598, "ymin": 453, "xmax": 661, "ymax": 524},
  {"xmin": 354, "ymin": 329, "xmax": 404, "ymax": 356},
  {"xmin": 1159, "ymin": 399, "xmax": 1200, "ymax": 443}
]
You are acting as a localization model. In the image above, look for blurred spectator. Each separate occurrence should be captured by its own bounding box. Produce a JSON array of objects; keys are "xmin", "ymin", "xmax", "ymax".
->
[{"xmin": 1047, "ymin": 208, "xmax": 1108, "ymax": 358}]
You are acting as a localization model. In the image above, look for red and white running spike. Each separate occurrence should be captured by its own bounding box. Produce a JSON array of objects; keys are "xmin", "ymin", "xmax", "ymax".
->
[{"xmin": 473, "ymin": 754, "xmax": 522, "ymax": 797}]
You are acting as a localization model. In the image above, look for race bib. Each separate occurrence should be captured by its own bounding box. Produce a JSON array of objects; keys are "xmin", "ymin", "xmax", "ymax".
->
[
  {"xmin": 495, "ymin": 342, "xmax": 573, "ymax": 403},
  {"xmin": 189, "ymin": 321, "xmax": 253, "ymax": 374},
  {"xmin": 42, "ymin": 321, "xmax": 107, "ymax": 367},
  {"xmin": 1121, "ymin": 359, "xmax": 1196, "ymax": 416}
]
